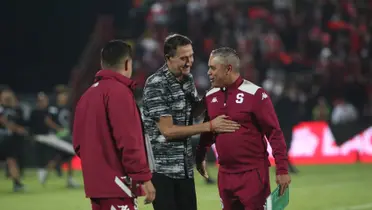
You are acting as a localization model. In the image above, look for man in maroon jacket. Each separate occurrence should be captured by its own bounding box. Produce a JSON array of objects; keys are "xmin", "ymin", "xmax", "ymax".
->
[
  {"xmin": 73, "ymin": 40, "xmax": 155, "ymax": 210},
  {"xmin": 196, "ymin": 47, "xmax": 291, "ymax": 210}
]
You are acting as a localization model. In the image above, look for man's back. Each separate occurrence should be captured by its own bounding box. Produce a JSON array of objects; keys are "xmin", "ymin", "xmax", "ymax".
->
[{"xmin": 73, "ymin": 70, "xmax": 151, "ymax": 198}]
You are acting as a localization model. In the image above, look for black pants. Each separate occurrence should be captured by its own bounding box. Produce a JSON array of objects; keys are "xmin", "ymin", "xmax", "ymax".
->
[{"xmin": 152, "ymin": 172, "xmax": 197, "ymax": 210}]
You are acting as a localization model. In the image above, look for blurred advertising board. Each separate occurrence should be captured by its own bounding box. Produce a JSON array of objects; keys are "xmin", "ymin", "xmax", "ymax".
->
[{"xmin": 268, "ymin": 122, "xmax": 372, "ymax": 165}]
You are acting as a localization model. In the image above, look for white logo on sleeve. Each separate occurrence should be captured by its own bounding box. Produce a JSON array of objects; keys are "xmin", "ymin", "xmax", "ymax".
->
[
  {"xmin": 117, "ymin": 205, "xmax": 129, "ymax": 210},
  {"xmin": 92, "ymin": 82, "xmax": 99, "ymax": 87},
  {"xmin": 235, "ymin": 93, "xmax": 244, "ymax": 104},
  {"xmin": 110, "ymin": 206, "xmax": 117, "ymax": 210},
  {"xmin": 261, "ymin": 92, "xmax": 268, "ymax": 100},
  {"xmin": 211, "ymin": 97, "xmax": 218, "ymax": 103}
]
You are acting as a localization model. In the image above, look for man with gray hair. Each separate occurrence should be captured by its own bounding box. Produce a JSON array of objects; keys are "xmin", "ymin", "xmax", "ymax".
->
[{"xmin": 196, "ymin": 47, "xmax": 291, "ymax": 210}]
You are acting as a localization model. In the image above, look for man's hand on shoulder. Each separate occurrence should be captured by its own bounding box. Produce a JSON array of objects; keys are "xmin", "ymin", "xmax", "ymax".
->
[{"xmin": 276, "ymin": 174, "xmax": 291, "ymax": 196}]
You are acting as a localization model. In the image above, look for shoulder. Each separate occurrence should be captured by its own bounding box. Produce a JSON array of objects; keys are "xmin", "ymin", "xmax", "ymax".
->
[
  {"xmin": 143, "ymin": 72, "xmax": 166, "ymax": 98},
  {"xmin": 107, "ymin": 85, "xmax": 134, "ymax": 106},
  {"xmin": 238, "ymin": 80, "xmax": 271, "ymax": 102},
  {"xmin": 237, "ymin": 80, "xmax": 262, "ymax": 95},
  {"xmin": 205, "ymin": 87, "xmax": 221, "ymax": 97},
  {"xmin": 145, "ymin": 70, "xmax": 165, "ymax": 87},
  {"xmin": 91, "ymin": 79, "xmax": 131, "ymax": 97}
]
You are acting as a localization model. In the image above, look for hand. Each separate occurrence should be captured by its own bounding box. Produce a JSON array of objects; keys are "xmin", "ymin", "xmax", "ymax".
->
[
  {"xmin": 196, "ymin": 160, "xmax": 209, "ymax": 179},
  {"xmin": 276, "ymin": 174, "xmax": 291, "ymax": 196},
  {"xmin": 210, "ymin": 115, "xmax": 240, "ymax": 133},
  {"xmin": 142, "ymin": 180, "xmax": 156, "ymax": 205}
]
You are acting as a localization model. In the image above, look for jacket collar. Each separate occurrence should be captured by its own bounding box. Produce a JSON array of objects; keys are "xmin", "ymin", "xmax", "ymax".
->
[
  {"xmin": 222, "ymin": 76, "xmax": 243, "ymax": 91},
  {"xmin": 95, "ymin": 70, "xmax": 136, "ymax": 90}
]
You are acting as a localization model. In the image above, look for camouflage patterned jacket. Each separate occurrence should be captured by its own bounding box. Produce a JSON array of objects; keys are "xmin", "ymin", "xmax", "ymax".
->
[{"xmin": 142, "ymin": 64, "xmax": 200, "ymax": 179}]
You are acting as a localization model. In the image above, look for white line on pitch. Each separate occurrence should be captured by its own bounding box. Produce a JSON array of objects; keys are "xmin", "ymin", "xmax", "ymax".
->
[{"xmin": 330, "ymin": 202, "xmax": 372, "ymax": 210}]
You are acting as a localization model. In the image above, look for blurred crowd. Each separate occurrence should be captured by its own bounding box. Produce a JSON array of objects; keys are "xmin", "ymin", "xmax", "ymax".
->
[
  {"xmin": 2, "ymin": 0, "xmax": 371, "ymax": 127},
  {"xmin": 129, "ymin": 0, "xmax": 372, "ymax": 125}
]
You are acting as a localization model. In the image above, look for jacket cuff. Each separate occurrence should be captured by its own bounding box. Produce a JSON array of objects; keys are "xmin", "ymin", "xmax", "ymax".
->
[
  {"xmin": 275, "ymin": 163, "xmax": 289, "ymax": 175},
  {"xmin": 131, "ymin": 172, "xmax": 152, "ymax": 183}
]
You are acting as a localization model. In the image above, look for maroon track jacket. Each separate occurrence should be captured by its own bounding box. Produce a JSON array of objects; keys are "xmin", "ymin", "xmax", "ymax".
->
[
  {"xmin": 196, "ymin": 77, "xmax": 288, "ymax": 175},
  {"xmin": 73, "ymin": 70, "xmax": 151, "ymax": 198}
]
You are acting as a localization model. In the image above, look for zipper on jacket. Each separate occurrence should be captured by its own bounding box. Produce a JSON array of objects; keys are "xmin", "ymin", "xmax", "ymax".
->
[{"xmin": 223, "ymin": 88, "xmax": 228, "ymax": 106}]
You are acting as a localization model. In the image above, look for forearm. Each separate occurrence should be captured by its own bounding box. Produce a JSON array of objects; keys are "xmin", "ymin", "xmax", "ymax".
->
[
  {"xmin": 268, "ymin": 129, "xmax": 289, "ymax": 174},
  {"xmin": 121, "ymin": 148, "xmax": 152, "ymax": 182},
  {"xmin": 195, "ymin": 132, "xmax": 214, "ymax": 162},
  {"xmin": 161, "ymin": 122, "xmax": 211, "ymax": 140}
]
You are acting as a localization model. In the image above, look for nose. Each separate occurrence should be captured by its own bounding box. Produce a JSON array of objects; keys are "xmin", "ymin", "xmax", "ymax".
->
[
  {"xmin": 207, "ymin": 69, "xmax": 212, "ymax": 76},
  {"xmin": 187, "ymin": 56, "xmax": 194, "ymax": 65}
]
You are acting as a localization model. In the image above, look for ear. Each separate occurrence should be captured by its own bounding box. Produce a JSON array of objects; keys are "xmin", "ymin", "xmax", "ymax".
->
[{"xmin": 226, "ymin": 64, "xmax": 232, "ymax": 75}]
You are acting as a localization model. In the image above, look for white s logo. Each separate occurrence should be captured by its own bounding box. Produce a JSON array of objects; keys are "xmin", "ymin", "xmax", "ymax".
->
[{"xmin": 235, "ymin": 93, "xmax": 244, "ymax": 104}]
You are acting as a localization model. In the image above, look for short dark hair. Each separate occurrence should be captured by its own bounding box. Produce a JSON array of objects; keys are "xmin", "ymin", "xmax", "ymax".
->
[
  {"xmin": 101, "ymin": 40, "xmax": 132, "ymax": 68},
  {"xmin": 164, "ymin": 34, "xmax": 192, "ymax": 59}
]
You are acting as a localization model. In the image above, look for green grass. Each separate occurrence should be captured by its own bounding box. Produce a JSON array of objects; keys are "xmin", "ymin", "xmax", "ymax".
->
[{"xmin": 0, "ymin": 164, "xmax": 371, "ymax": 210}]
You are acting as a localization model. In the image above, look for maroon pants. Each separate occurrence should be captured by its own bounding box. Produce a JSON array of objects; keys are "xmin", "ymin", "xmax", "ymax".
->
[
  {"xmin": 91, "ymin": 197, "xmax": 138, "ymax": 210},
  {"xmin": 218, "ymin": 166, "xmax": 271, "ymax": 210}
]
